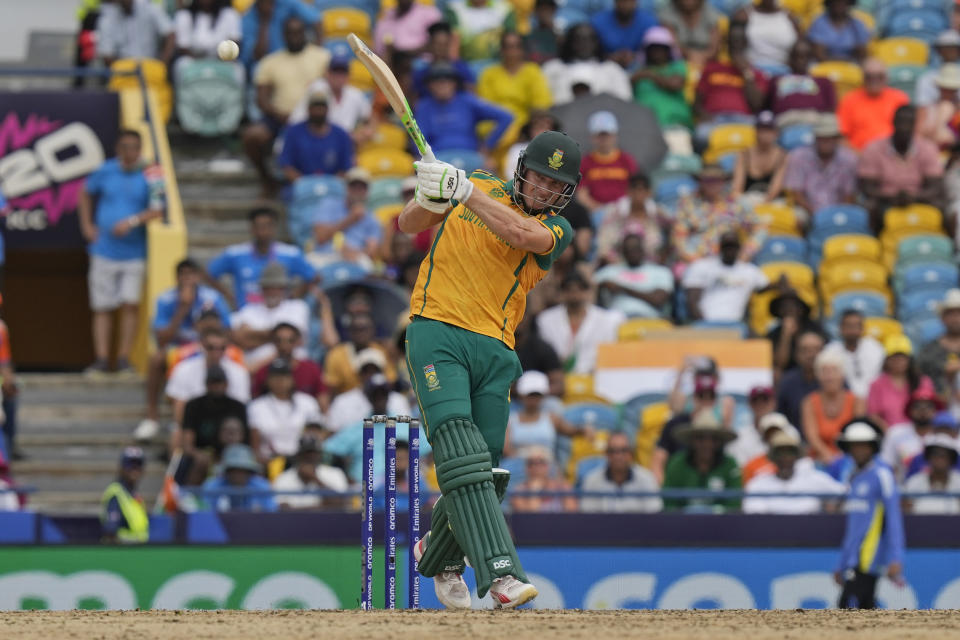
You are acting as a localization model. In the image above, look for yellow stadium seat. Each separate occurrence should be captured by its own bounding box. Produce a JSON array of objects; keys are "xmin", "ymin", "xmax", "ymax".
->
[
  {"xmin": 109, "ymin": 58, "xmax": 172, "ymax": 123},
  {"xmin": 781, "ymin": 0, "xmax": 811, "ymax": 20},
  {"xmin": 884, "ymin": 204, "xmax": 943, "ymax": 234},
  {"xmin": 821, "ymin": 234, "xmax": 883, "ymax": 268},
  {"xmin": 820, "ymin": 260, "xmax": 889, "ymax": 298},
  {"xmin": 704, "ymin": 124, "xmax": 756, "ymax": 164},
  {"xmin": 323, "ymin": 8, "xmax": 371, "ymax": 40},
  {"xmin": 349, "ymin": 59, "xmax": 375, "ymax": 92},
  {"xmin": 870, "ymin": 38, "xmax": 929, "ymax": 67},
  {"xmin": 362, "ymin": 122, "xmax": 408, "ymax": 153},
  {"xmin": 357, "ymin": 148, "xmax": 414, "ymax": 178},
  {"xmin": 754, "ymin": 202, "xmax": 802, "ymax": 237},
  {"xmin": 380, "ymin": 0, "xmax": 435, "ymax": 8},
  {"xmin": 863, "ymin": 316, "xmax": 904, "ymax": 343},
  {"xmin": 635, "ymin": 402, "xmax": 671, "ymax": 468},
  {"xmin": 617, "ymin": 317, "xmax": 674, "ymax": 341},
  {"xmin": 761, "ymin": 261, "xmax": 816, "ymax": 291},
  {"xmin": 567, "ymin": 431, "xmax": 609, "ymax": 482},
  {"xmin": 810, "ymin": 61, "xmax": 863, "ymax": 99},
  {"xmin": 563, "ymin": 374, "xmax": 610, "ymax": 404},
  {"xmin": 375, "ymin": 203, "xmax": 403, "ymax": 226}
]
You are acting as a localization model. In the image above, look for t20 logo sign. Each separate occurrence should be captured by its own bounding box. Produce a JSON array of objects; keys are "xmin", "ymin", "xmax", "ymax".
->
[{"xmin": 0, "ymin": 91, "xmax": 119, "ymax": 249}]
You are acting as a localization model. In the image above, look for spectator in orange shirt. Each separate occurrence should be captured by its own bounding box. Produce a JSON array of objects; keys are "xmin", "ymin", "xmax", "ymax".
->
[
  {"xmin": 836, "ymin": 58, "xmax": 909, "ymax": 151},
  {"xmin": 740, "ymin": 412, "xmax": 802, "ymax": 484},
  {"xmin": 859, "ymin": 104, "xmax": 945, "ymax": 228}
]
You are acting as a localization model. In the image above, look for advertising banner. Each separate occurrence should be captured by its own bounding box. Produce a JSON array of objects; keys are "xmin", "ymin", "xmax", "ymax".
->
[
  {"xmin": 0, "ymin": 91, "xmax": 119, "ymax": 249},
  {"xmin": 1, "ymin": 547, "xmax": 959, "ymax": 611}
]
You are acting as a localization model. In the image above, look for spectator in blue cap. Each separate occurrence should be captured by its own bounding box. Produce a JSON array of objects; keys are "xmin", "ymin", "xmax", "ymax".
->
[{"xmin": 202, "ymin": 444, "xmax": 278, "ymax": 512}]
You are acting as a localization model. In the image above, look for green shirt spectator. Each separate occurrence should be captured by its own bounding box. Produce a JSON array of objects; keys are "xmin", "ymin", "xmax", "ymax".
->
[
  {"xmin": 633, "ymin": 27, "xmax": 691, "ymax": 128},
  {"xmin": 662, "ymin": 412, "xmax": 741, "ymax": 511}
]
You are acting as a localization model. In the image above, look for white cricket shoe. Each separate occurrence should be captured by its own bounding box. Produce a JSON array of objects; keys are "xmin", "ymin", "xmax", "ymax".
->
[
  {"xmin": 489, "ymin": 575, "xmax": 538, "ymax": 609},
  {"xmin": 414, "ymin": 534, "xmax": 472, "ymax": 609}
]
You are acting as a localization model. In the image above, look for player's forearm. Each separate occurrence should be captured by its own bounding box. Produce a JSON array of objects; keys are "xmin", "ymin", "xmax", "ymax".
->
[
  {"xmin": 398, "ymin": 199, "xmax": 447, "ymax": 234},
  {"xmin": 463, "ymin": 190, "xmax": 552, "ymax": 253}
]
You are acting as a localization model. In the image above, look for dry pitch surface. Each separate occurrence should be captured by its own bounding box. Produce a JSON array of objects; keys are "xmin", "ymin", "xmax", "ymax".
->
[{"xmin": 3, "ymin": 609, "xmax": 959, "ymax": 640}]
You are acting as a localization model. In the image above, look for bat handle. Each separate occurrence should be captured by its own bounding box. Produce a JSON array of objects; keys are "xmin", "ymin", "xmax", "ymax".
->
[{"xmin": 421, "ymin": 143, "xmax": 436, "ymax": 164}]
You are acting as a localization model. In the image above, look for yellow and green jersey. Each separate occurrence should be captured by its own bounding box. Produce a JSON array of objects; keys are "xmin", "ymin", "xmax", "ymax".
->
[{"xmin": 410, "ymin": 171, "xmax": 573, "ymax": 349}]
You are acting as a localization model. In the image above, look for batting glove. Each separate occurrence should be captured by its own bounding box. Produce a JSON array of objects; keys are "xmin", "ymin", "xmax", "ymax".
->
[
  {"xmin": 415, "ymin": 160, "xmax": 474, "ymax": 203},
  {"xmin": 414, "ymin": 185, "xmax": 451, "ymax": 214}
]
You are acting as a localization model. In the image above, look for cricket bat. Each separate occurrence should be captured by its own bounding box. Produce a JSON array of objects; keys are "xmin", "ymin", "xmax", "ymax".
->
[{"xmin": 347, "ymin": 33, "xmax": 436, "ymax": 163}]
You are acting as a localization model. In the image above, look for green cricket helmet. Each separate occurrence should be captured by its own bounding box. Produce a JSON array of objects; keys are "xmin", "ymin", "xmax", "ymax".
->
[{"xmin": 513, "ymin": 130, "xmax": 581, "ymax": 214}]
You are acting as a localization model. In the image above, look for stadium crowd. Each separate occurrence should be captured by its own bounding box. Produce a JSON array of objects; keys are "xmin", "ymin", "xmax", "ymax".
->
[{"xmin": 8, "ymin": 0, "xmax": 960, "ymax": 522}]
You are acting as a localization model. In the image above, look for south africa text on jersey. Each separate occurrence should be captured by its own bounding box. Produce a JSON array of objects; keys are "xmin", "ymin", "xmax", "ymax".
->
[{"xmin": 457, "ymin": 208, "xmax": 515, "ymax": 249}]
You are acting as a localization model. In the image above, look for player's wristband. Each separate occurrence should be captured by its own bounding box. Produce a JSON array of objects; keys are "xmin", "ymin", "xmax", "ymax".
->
[{"xmin": 127, "ymin": 215, "xmax": 142, "ymax": 228}]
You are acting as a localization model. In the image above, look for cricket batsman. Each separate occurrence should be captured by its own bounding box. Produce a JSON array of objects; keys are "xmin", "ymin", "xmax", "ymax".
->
[{"xmin": 398, "ymin": 131, "xmax": 580, "ymax": 609}]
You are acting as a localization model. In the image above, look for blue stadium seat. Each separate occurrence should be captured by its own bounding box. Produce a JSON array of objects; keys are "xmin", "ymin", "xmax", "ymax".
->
[
  {"xmin": 691, "ymin": 320, "xmax": 749, "ymax": 336},
  {"xmin": 325, "ymin": 38, "xmax": 354, "ymax": 61},
  {"xmin": 884, "ymin": 9, "xmax": 947, "ymax": 40},
  {"xmin": 554, "ymin": 7, "xmax": 590, "ymax": 32},
  {"xmin": 716, "ymin": 152, "xmax": 739, "ymax": 175},
  {"xmin": 811, "ymin": 204, "xmax": 871, "ymax": 234},
  {"xmin": 906, "ymin": 316, "xmax": 945, "ymax": 346},
  {"xmin": 778, "ymin": 124, "xmax": 814, "ymax": 151},
  {"xmin": 575, "ymin": 456, "xmax": 607, "ymax": 486},
  {"xmin": 654, "ymin": 174, "xmax": 697, "ymax": 208},
  {"xmin": 882, "ymin": 0, "xmax": 950, "ymax": 14},
  {"xmin": 368, "ymin": 177, "xmax": 405, "ymax": 211},
  {"xmin": 755, "ymin": 235, "xmax": 808, "ymax": 266},
  {"xmin": 621, "ymin": 392, "xmax": 669, "ymax": 433},
  {"xmin": 710, "ymin": 0, "xmax": 752, "ymax": 15},
  {"xmin": 888, "ymin": 64, "xmax": 926, "ymax": 99},
  {"xmin": 754, "ymin": 62, "xmax": 790, "ymax": 77},
  {"xmin": 831, "ymin": 290, "xmax": 890, "ymax": 319},
  {"xmin": 898, "ymin": 289, "xmax": 945, "ymax": 322},
  {"xmin": 435, "ymin": 148, "xmax": 485, "ymax": 174},
  {"xmin": 895, "ymin": 262, "xmax": 959, "ymax": 295},
  {"xmin": 315, "ymin": 0, "xmax": 379, "ymax": 19},
  {"xmin": 288, "ymin": 176, "xmax": 346, "ymax": 245},
  {"xmin": 896, "ymin": 234, "xmax": 955, "ymax": 267},
  {"xmin": 809, "ymin": 205, "xmax": 872, "ymax": 265},
  {"xmin": 317, "ymin": 261, "xmax": 370, "ymax": 288},
  {"xmin": 562, "ymin": 403, "xmax": 621, "ymax": 431}
]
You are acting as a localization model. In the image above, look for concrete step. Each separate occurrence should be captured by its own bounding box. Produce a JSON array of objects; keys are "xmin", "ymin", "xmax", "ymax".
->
[
  {"xmin": 20, "ymin": 468, "xmax": 164, "ymax": 492},
  {"xmin": 17, "ymin": 372, "xmax": 143, "ymax": 389},
  {"xmin": 185, "ymin": 217, "xmax": 251, "ymax": 248},
  {"xmin": 21, "ymin": 404, "xmax": 144, "ymax": 423},
  {"xmin": 12, "ymin": 459, "xmax": 166, "ymax": 476},
  {"xmin": 17, "ymin": 433, "xmax": 144, "ymax": 447}
]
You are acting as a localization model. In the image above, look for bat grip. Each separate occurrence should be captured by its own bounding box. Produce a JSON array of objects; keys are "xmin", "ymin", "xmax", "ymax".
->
[{"xmin": 421, "ymin": 143, "xmax": 436, "ymax": 164}]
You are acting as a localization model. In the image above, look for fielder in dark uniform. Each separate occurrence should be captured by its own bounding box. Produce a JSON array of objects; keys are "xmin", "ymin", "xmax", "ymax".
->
[{"xmin": 399, "ymin": 131, "xmax": 581, "ymax": 608}]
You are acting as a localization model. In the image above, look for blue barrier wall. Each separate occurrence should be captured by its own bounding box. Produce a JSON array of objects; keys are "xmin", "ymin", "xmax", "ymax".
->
[{"xmin": 424, "ymin": 548, "xmax": 960, "ymax": 610}]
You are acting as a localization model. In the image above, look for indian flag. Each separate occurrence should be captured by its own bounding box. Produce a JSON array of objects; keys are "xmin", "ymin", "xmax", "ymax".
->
[{"xmin": 594, "ymin": 337, "xmax": 773, "ymax": 403}]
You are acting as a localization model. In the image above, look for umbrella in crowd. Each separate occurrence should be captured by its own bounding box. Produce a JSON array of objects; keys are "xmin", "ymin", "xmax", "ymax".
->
[{"xmin": 551, "ymin": 94, "xmax": 668, "ymax": 171}]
